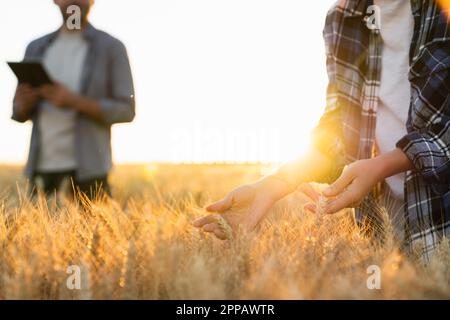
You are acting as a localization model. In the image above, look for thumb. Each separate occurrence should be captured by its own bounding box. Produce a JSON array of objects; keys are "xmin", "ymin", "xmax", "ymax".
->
[
  {"xmin": 206, "ymin": 194, "xmax": 233, "ymax": 213},
  {"xmin": 323, "ymin": 168, "xmax": 354, "ymax": 197}
]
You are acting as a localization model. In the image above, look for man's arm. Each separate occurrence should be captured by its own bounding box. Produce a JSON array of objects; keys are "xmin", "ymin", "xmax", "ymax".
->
[
  {"xmin": 39, "ymin": 83, "xmax": 104, "ymax": 122},
  {"xmin": 96, "ymin": 40, "xmax": 135, "ymax": 125}
]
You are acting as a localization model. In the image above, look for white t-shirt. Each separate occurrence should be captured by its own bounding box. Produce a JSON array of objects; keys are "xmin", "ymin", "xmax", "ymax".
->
[
  {"xmin": 37, "ymin": 31, "xmax": 88, "ymax": 172},
  {"xmin": 374, "ymin": 0, "xmax": 414, "ymax": 201}
]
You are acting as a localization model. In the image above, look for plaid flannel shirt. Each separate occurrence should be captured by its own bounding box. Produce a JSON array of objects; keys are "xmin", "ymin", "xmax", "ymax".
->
[{"xmin": 312, "ymin": 0, "xmax": 450, "ymax": 262}]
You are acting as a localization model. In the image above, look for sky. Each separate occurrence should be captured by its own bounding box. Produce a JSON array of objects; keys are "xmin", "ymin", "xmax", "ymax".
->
[{"xmin": 0, "ymin": 0, "xmax": 336, "ymax": 164}]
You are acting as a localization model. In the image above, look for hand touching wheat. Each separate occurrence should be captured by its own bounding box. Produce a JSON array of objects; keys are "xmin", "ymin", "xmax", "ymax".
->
[
  {"xmin": 193, "ymin": 184, "xmax": 262, "ymax": 240},
  {"xmin": 299, "ymin": 183, "xmax": 328, "ymax": 216},
  {"xmin": 193, "ymin": 178, "xmax": 290, "ymax": 240}
]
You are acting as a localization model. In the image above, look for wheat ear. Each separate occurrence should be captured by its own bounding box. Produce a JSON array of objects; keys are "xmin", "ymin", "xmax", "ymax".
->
[{"xmin": 213, "ymin": 214, "xmax": 233, "ymax": 240}]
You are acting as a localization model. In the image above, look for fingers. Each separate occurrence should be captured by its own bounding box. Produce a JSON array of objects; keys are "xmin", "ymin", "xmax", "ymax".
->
[
  {"xmin": 39, "ymin": 84, "xmax": 69, "ymax": 107},
  {"xmin": 18, "ymin": 83, "xmax": 36, "ymax": 91},
  {"xmin": 193, "ymin": 214, "xmax": 218, "ymax": 228},
  {"xmin": 39, "ymin": 88, "xmax": 51, "ymax": 101},
  {"xmin": 212, "ymin": 228, "xmax": 227, "ymax": 240},
  {"xmin": 323, "ymin": 166, "xmax": 354, "ymax": 197},
  {"xmin": 206, "ymin": 193, "xmax": 233, "ymax": 213},
  {"xmin": 39, "ymin": 84, "xmax": 54, "ymax": 97},
  {"xmin": 202, "ymin": 223, "xmax": 216, "ymax": 232},
  {"xmin": 323, "ymin": 186, "xmax": 359, "ymax": 214},
  {"xmin": 303, "ymin": 202, "xmax": 317, "ymax": 213},
  {"xmin": 15, "ymin": 85, "xmax": 40, "ymax": 109},
  {"xmin": 40, "ymin": 82, "xmax": 60, "ymax": 90},
  {"xmin": 39, "ymin": 83, "xmax": 61, "ymax": 96},
  {"xmin": 200, "ymin": 222, "xmax": 228, "ymax": 240},
  {"xmin": 17, "ymin": 83, "xmax": 31, "ymax": 91},
  {"xmin": 17, "ymin": 84, "xmax": 38, "ymax": 96},
  {"xmin": 299, "ymin": 183, "xmax": 320, "ymax": 202}
]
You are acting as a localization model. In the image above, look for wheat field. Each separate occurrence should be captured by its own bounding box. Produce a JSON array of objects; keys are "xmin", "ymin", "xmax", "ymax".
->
[{"xmin": 0, "ymin": 164, "xmax": 449, "ymax": 300}]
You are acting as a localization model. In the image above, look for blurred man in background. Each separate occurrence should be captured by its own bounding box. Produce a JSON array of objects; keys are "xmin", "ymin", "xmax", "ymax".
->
[{"xmin": 12, "ymin": 0, "xmax": 135, "ymax": 200}]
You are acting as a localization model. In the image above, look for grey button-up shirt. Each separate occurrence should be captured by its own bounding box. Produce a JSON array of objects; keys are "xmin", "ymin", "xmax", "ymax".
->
[{"xmin": 12, "ymin": 24, "xmax": 135, "ymax": 181}]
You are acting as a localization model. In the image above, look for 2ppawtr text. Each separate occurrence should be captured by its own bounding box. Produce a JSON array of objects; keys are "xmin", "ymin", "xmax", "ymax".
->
[{"xmin": 176, "ymin": 304, "xmax": 275, "ymax": 317}]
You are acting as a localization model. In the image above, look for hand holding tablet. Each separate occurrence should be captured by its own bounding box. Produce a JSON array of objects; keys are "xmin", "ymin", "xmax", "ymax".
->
[{"xmin": 7, "ymin": 61, "xmax": 54, "ymax": 88}]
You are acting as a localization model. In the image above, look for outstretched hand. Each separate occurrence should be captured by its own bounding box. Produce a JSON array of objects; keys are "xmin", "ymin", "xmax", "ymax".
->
[{"xmin": 193, "ymin": 177, "xmax": 290, "ymax": 240}]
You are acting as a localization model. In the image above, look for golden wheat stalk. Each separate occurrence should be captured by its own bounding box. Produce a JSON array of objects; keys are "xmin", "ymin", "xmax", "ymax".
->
[
  {"xmin": 212, "ymin": 214, "xmax": 233, "ymax": 240},
  {"xmin": 316, "ymin": 195, "xmax": 327, "ymax": 216}
]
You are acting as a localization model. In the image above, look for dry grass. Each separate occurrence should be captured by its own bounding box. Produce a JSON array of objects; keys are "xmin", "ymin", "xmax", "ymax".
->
[{"xmin": 0, "ymin": 164, "xmax": 449, "ymax": 300}]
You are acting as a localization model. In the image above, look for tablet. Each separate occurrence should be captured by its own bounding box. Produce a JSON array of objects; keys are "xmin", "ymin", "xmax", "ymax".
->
[{"xmin": 7, "ymin": 61, "xmax": 54, "ymax": 87}]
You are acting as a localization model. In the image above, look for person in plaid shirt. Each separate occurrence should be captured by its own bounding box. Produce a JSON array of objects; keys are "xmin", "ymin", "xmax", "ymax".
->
[{"xmin": 195, "ymin": 0, "xmax": 449, "ymax": 263}]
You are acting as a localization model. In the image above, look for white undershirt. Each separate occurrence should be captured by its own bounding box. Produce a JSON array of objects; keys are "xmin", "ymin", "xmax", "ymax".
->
[
  {"xmin": 37, "ymin": 31, "xmax": 88, "ymax": 172},
  {"xmin": 374, "ymin": 0, "xmax": 414, "ymax": 201}
]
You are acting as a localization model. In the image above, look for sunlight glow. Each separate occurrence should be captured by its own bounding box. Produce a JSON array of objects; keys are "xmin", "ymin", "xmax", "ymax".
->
[
  {"xmin": 144, "ymin": 163, "xmax": 160, "ymax": 179},
  {"xmin": 437, "ymin": 0, "xmax": 450, "ymax": 22}
]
